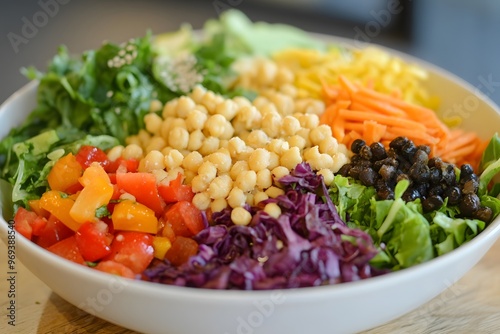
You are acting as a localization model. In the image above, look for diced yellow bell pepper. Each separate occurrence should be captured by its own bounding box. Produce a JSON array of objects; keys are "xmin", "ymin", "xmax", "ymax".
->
[
  {"xmin": 70, "ymin": 163, "xmax": 114, "ymax": 224},
  {"xmin": 40, "ymin": 190, "xmax": 82, "ymax": 231},
  {"xmin": 112, "ymin": 200, "xmax": 158, "ymax": 234},
  {"xmin": 152, "ymin": 236, "xmax": 172, "ymax": 260}
]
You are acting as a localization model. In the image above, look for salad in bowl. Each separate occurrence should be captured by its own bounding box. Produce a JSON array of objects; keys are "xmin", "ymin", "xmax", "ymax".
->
[{"xmin": 1, "ymin": 10, "xmax": 500, "ymax": 334}]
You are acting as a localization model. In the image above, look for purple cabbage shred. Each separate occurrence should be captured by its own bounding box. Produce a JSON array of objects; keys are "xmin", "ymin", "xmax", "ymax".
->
[{"xmin": 144, "ymin": 163, "xmax": 383, "ymax": 290}]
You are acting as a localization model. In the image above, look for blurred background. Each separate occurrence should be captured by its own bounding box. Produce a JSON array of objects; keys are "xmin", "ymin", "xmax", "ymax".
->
[{"xmin": 1, "ymin": 0, "xmax": 499, "ymax": 105}]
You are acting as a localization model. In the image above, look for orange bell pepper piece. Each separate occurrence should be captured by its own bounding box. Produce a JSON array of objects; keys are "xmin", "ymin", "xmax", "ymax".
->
[
  {"xmin": 40, "ymin": 190, "xmax": 82, "ymax": 231},
  {"xmin": 112, "ymin": 200, "xmax": 158, "ymax": 234},
  {"xmin": 152, "ymin": 236, "xmax": 172, "ymax": 260},
  {"xmin": 47, "ymin": 153, "xmax": 83, "ymax": 192},
  {"xmin": 70, "ymin": 163, "xmax": 114, "ymax": 224}
]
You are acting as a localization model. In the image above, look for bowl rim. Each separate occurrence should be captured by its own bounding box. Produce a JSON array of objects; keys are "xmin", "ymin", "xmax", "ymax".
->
[{"xmin": 1, "ymin": 32, "xmax": 500, "ymax": 301}]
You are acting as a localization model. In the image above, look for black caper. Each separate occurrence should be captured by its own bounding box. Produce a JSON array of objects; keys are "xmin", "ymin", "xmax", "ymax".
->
[
  {"xmin": 443, "ymin": 186, "xmax": 461, "ymax": 205},
  {"xmin": 370, "ymin": 142, "xmax": 387, "ymax": 161},
  {"xmin": 359, "ymin": 167, "xmax": 378, "ymax": 186},
  {"xmin": 414, "ymin": 182, "xmax": 429, "ymax": 198},
  {"xmin": 351, "ymin": 139, "xmax": 366, "ymax": 154},
  {"xmin": 429, "ymin": 167, "xmax": 441, "ymax": 184},
  {"xmin": 389, "ymin": 136, "xmax": 410, "ymax": 151},
  {"xmin": 422, "ymin": 195, "xmax": 444, "ymax": 213},
  {"xmin": 337, "ymin": 163, "xmax": 352, "ymax": 177},
  {"xmin": 473, "ymin": 206, "xmax": 493, "ymax": 223},
  {"xmin": 359, "ymin": 145, "xmax": 373, "ymax": 161},
  {"xmin": 459, "ymin": 193, "xmax": 480, "ymax": 216}
]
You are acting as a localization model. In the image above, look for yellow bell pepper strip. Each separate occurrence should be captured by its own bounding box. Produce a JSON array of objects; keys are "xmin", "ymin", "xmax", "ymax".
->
[
  {"xmin": 70, "ymin": 162, "xmax": 114, "ymax": 224},
  {"xmin": 112, "ymin": 200, "xmax": 158, "ymax": 234},
  {"xmin": 39, "ymin": 190, "xmax": 82, "ymax": 231},
  {"xmin": 152, "ymin": 236, "xmax": 172, "ymax": 260},
  {"xmin": 47, "ymin": 153, "xmax": 83, "ymax": 192}
]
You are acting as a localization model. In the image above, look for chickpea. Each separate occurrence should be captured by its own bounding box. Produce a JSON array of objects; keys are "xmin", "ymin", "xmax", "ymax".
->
[{"xmin": 208, "ymin": 175, "xmax": 233, "ymax": 199}]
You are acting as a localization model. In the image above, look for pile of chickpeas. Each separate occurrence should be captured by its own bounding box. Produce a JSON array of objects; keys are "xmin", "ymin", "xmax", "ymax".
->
[{"xmin": 107, "ymin": 75, "xmax": 349, "ymax": 225}]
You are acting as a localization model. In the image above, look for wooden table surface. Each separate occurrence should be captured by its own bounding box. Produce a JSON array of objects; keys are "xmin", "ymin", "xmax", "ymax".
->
[{"xmin": 1, "ymin": 238, "xmax": 500, "ymax": 334}]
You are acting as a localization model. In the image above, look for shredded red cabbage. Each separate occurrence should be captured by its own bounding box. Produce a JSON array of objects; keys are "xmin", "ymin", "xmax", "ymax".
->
[{"xmin": 144, "ymin": 163, "xmax": 384, "ymax": 289}]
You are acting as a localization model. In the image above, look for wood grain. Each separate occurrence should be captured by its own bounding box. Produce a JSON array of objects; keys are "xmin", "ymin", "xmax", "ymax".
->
[{"xmin": 1, "ymin": 239, "xmax": 500, "ymax": 334}]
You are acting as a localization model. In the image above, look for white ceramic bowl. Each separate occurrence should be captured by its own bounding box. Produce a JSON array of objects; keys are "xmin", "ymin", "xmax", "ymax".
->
[{"xmin": 1, "ymin": 35, "xmax": 500, "ymax": 334}]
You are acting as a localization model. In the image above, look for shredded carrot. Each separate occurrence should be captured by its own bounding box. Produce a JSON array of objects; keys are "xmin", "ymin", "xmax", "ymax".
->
[{"xmin": 320, "ymin": 75, "xmax": 487, "ymax": 170}]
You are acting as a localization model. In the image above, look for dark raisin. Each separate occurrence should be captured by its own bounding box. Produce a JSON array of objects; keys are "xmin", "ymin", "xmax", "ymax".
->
[
  {"xmin": 402, "ymin": 188, "xmax": 421, "ymax": 202},
  {"xmin": 359, "ymin": 145, "xmax": 373, "ymax": 161},
  {"xmin": 441, "ymin": 164, "xmax": 457, "ymax": 186},
  {"xmin": 396, "ymin": 173, "xmax": 410, "ymax": 183},
  {"xmin": 429, "ymin": 167, "xmax": 441, "ymax": 184},
  {"xmin": 462, "ymin": 179, "xmax": 479, "ymax": 194},
  {"xmin": 422, "ymin": 195, "xmax": 444, "ymax": 212},
  {"xmin": 337, "ymin": 163, "xmax": 352, "ymax": 177},
  {"xmin": 473, "ymin": 206, "xmax": 493, "ymax": 223},
  {"xmin": 428, "ymin": 184, "xmax": 444, "ymax": 197},
  {"xmin": 351, "ymin": 139, "xmax": 366, "ymax": 154},
  {"xmin": 348, "ymin": 165, "xmax": 364, "ymax": 179},
  {"xmin": 412, "ymin": 149, "xmax": 428, "ymax": 165},
  {"xmin": 370, "ymin": 142, "xmax": 387, "ymax": 161},
  {"xmin": 373, "ymin": 157, "xmax": 398, "ymax": 171},
  {"xmin": 460, "ymin": 164, "xmax": 474, "ymax": 178},
  {"xmin": 389, "ymin": 136, "xmax": 410, "ymax": 151},
  {"xmin": 387, "ymin": 148, "xmax": 398, "ymax": 159},
  {"xmin": 409, "ymin": 163, "xmax": 430, "ymax": 183},
  {"xmin": 428, "ymin": 157, "xmax": 443, "ymax": 169},
  {"xmin": 359, "ymin": 167, "xmax": 378, "ymax": 186},
  {"xmin": 416, "ymin": 145, "xmax": 431, "ymax": 155},
  {"xmin": 444, "ymin": 186, "xmax": 461, "ymax": 205},
  {"xmin": 459, "ymin": 193, "xmax": 480, "ymax": 216},
  {"xmin": 379, "ymin": 164, "xmax": 396, "ymax": 181},
  {"xmin": 401, "ymin": 141, "xmax": 417, "ymax": 160},
  {"xmin": 377, "ymin": 186, "xmax": 395, "ymax": 200},
  {"xmin": 414, "ymin": 182, "xmax": 429, "ymax": 198}
]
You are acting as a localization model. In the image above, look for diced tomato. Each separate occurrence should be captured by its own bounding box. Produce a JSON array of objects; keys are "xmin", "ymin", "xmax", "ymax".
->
[
  {"xmin": 106, "ymin": 158, "xmax": 139, "ymax": 173},
  {"xmin": 103, "ymin": 232, "xmax": 154, "ymax": 274},
  {"xmin": 14, "ymin": 207, "xmax": 48, "ymax": 240},
  {"xmin": 158, "ymin": 218, "xmax": 176, "ymax": 241},
  {"xmin": 165, "ymin": 236, "xmax": 198, "ymax": 267},
  {"xmin": 94, "ymin": 260, "xmax": 135, "ymax": 279},
  {"xmin": 163, "ymin": 201, "xmax": 205, "ymax": 237},
  {"xmin": 47, "ymin": 235, "xmax": 86, "ymax": 265},
  {"xmin": 116, "ymin": 172, "xmax": 165, "ymax": 215},
  {"xmin": 35, "ymin": 214, "xmax": 74, "ymax": 249},
  {"xmin": 158, "ymin": 173, "xmax": 194, "ymax": 203},
  {"xmin": 76, "ymin": 145, "xmax": 110, "ymax": 169},
  {"xmin": 75, "ymin": 221, "xmax": 113, "ymax": 262}
]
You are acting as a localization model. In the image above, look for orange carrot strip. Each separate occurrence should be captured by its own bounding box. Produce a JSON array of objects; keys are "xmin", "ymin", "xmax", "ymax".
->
[{"xmin": 338, "ymin": 109, "xmax": 427, "ymax": 131}]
